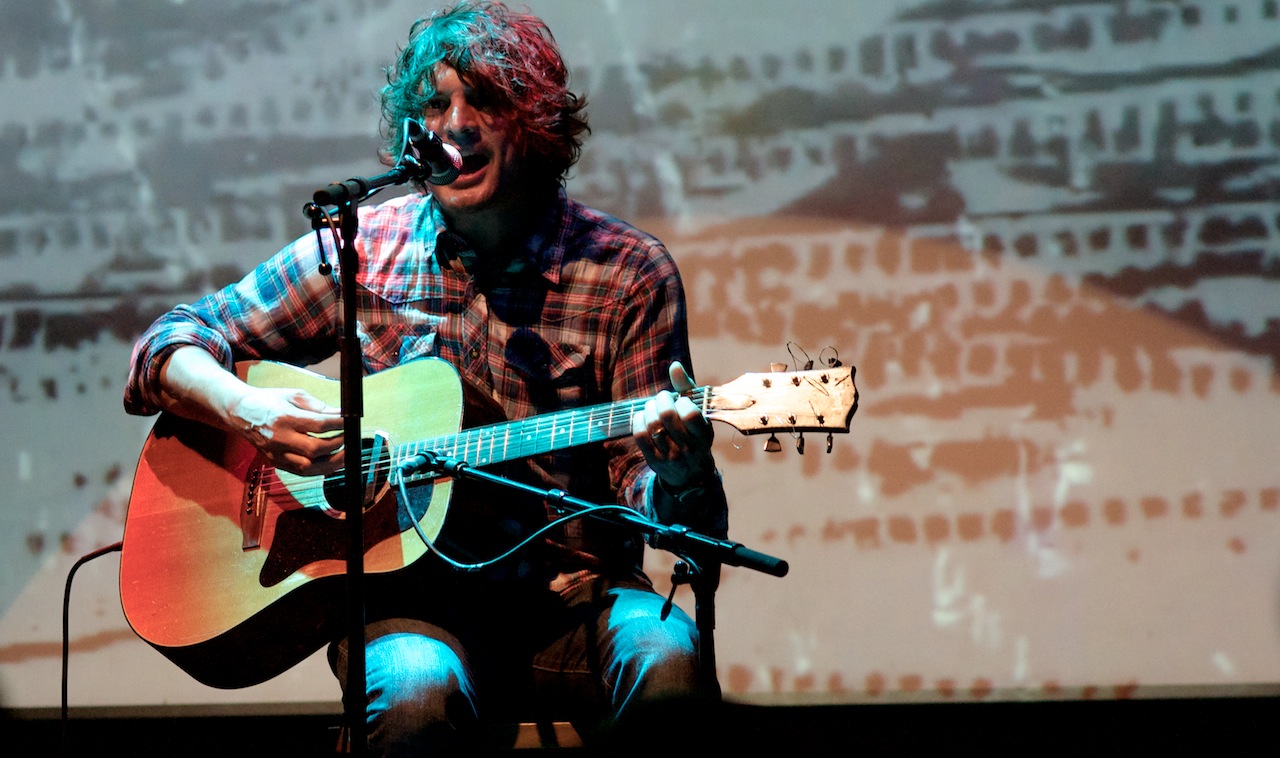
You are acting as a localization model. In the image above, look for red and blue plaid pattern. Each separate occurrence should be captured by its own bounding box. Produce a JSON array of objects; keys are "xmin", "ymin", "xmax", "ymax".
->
[{"xmin": 125, "ymin": 189, "xmax": 697, "ymax": 572}]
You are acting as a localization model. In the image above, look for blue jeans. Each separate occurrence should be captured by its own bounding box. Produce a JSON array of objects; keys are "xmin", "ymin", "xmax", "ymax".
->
[{"xmin": 330, "ymin": 577, "xmax": 709, "ymax": 756}]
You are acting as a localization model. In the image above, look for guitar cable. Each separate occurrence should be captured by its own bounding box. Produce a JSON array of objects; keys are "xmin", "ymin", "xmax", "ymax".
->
[{"xmin": 60, "ymin": 540, "xmax": 123, "ymax": 756}]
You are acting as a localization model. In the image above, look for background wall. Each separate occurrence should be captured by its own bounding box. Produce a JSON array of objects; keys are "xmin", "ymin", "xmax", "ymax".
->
[{"xmin": 3, "ymin": 0, "xmax": 1280, "ymax": 711}]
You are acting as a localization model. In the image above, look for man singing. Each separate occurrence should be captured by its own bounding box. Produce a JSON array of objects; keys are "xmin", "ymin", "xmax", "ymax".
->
[{"xmin": 124, "ymin": 2, "xmax": 727, "ymax": 754}]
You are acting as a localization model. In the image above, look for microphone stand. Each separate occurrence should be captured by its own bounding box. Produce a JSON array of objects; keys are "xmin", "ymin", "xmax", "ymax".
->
[
  {"xmin": 401, "ymin": 451, "xmax": 789, "ymax": 702},
  {"xmin": 304, "ymin": 160, "xmax": 425, "ymax": 756}
]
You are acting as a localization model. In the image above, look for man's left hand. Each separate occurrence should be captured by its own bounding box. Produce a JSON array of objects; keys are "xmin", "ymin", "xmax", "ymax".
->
[{"xmin": 632, "ymin": 361, "xmax": 716, "ymax": 491}]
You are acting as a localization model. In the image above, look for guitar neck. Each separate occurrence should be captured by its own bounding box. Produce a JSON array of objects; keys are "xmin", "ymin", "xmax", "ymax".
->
[{"xmin": 396, "ymin": 387, "xmax": 711, "ymax": 471}]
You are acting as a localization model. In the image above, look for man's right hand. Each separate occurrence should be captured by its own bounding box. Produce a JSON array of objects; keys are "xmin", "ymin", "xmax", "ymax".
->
[
  {"xmin": 158, "ymin": 346, "xmax": 344, "ymax": 477},
  {"xmin": 229, "ymin": 386, "xmax": 344, "ymax": 476}
]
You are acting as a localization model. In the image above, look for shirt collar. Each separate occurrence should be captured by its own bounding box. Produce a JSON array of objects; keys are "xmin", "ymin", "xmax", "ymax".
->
[{"xmin": 424, "ymin": 188, "xmax": 571, "ymax": 285}]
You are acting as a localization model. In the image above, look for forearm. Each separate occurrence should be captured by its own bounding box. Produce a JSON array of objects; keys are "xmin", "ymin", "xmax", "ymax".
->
[
  {"xmin": 154, "ymin": 345, "xmax": 344, "ymax": 476},
  {"xmin": 154, "ymin": 345, "xmax": 253, "ymax": 433}
]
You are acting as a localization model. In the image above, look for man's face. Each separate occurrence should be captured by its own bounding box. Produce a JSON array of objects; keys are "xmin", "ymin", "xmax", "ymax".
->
[{"xmin": 421, "ymin": 64, "xmax": 528, "ymax": 222}]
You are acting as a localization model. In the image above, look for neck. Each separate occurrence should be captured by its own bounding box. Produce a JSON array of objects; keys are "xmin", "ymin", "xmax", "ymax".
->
[{"xmin": 445, "ymin": 183, "xmax": 556, "ymax": 260}]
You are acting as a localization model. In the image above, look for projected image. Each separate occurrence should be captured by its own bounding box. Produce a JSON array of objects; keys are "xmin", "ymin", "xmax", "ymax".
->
[{"xmin": 2, "ymin": 0, "xmax": 1278, "ymax": 710}]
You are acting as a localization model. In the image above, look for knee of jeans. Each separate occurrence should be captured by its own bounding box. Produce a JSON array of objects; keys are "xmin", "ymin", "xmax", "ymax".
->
[
  {"xmin": 610, "ymin": 592, "xmax": 699, "ymax": 658},
  {"xmin": 608, "ymin": 614, "xmax": 701, "ymax": 705},
  {"xmin": 640, "ymin": 623, "xmax": 699, "ymax": 676},
  {"xmin": 365, "ymin": 634, "xmax": 477, "ymax": 748},
  {"xmin": 371, "ymin": 686, "xmax": 475, "ymax": 753}
]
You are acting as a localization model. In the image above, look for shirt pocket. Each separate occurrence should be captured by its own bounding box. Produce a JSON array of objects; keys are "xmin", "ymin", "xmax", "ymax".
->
[
  {"xmin": 503, "ymin": 327, "xmax": 593, "ymax": 409},
  {"xmin": 358, "ymin": 299, "xmax": 443, "ymax": 373}
]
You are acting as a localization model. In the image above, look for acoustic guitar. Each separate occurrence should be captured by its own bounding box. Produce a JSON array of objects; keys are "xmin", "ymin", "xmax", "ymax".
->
[{"xmin": 119, "ymin": 358, "xmax": 858, "ymax": 687}]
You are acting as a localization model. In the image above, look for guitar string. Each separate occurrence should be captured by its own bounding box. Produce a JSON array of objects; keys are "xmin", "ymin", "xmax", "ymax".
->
[
  {"xmin": 251, "ymin": 388, "xmax": 713, "ymax": 505},
  {"xmin": 251, "ymin": 367, "xmax": 849, "ymax": 504}
]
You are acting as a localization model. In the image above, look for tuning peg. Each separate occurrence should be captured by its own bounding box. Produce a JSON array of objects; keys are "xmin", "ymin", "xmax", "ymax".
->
[
  {"xmin": 770, "ymin": 362, "xmax": 787, "ymax": 372},
  {"xmin": 826, "ymin": 433, "xmax": 834, "ymax": 454},
  {"xmin": 764, "ymin": 434, "xmax": 782, "ymax": 453},
  {"xmin": 796, "ymin": 433, "xmax": 805, "ymax": 455}
]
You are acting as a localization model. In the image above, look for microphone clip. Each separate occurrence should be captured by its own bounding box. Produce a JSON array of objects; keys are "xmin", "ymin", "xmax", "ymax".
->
[{"xmin": 401, "ymin": 118, "xmax": 462, "ymax": 186}]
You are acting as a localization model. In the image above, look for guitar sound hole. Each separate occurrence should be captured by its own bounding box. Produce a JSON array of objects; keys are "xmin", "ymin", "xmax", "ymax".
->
[{"xmin": 322, "ymin": 433, "xmax": 392, "ymax": 514}]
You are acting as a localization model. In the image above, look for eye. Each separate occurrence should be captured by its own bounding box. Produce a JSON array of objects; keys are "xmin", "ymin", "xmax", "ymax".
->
[
  {"xmin": 464, "ymin": 90, "xmax": 491, "ymax": 112},
  {"xmin": 422, "ymin": 96, "xmax": 448, "ymax": 114}
]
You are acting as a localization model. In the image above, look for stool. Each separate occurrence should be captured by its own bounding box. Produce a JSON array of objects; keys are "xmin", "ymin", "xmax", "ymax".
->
[{"xmin": 333, "ymin": 718, "xmax": 582, "ymax": 752}]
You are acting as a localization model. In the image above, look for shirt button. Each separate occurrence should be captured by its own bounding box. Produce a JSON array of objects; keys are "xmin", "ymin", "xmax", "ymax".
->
[{"xmin": 470, "ymin": 348, "xmax": 480, "ymax": 358}]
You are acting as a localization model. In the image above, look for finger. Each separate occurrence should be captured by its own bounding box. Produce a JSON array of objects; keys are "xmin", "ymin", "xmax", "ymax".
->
[
  {"xmin": 260, "ymin": 426, "xmax": 343, "ymax": 471},
  {"xmin": 673, "ymin": 395, "xmax": 713, "ymax": 445},
  {"xmin": 309, "ymin": 444, "xmax": 346, "ymax": 473},
  {"xmin": 652, "ymin": 390, "xmax": 679, "ymax": 430},
  {"xmin": 295, "ymin": 432, "xmax": 345, "ymax": 459},
  {"xmin": 283, "ymin": 432, "xmax": 347, "ymax": 471},
  {"xmin": 632, "ymin": 406, "xmax": 670, "ymax": 460},
  {"xmin": 633, "ymin": 407, "xmax": 658, "ymax": 446},
  {"xmin": 642, "ymin": 397, "xmax": 671, "ymax": 439},
  {"xmin": 659, "ymin": 389, "xmax": 713, "ymax": 446},
  {"xmin": 668, "ymin": 361, "xmax": 696, "ymax": 393},
  {"xmin": 274, "ymin": 450, "xmax": 334, "ymax": 477},
  {"xmin": 289, "ymin": 389, "xmax": 340, "ymax": 414},
  {"xmin": 289, "ymin": 391, "xmax": 345, "ymax": 433}
]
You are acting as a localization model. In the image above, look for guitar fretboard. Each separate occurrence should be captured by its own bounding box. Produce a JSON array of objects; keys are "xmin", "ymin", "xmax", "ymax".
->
[{"xmin": 395, "ymin": 388, "xmax": 711, "ymax": 472}]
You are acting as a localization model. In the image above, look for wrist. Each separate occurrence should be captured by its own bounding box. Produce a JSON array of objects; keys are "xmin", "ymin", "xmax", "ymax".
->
[
  {"xmin": 658, "ymin": 468, "xmax": 718, "ymax": 502},
  {"xmin": 653, "ymin": 468, "xmax": 728, "ymax": 538}
]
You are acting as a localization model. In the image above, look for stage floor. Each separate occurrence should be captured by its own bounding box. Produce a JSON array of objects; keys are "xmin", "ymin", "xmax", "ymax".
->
[{"xmin": 6, "ymin": 695, "xmax": 1277, "ymax": 756}]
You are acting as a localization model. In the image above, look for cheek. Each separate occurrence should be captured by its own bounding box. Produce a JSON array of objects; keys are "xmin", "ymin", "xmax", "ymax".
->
[
  {"xmin": 485, "ymin": 114, "xmax": 524, "ymax": 149},
  {"xmin": 423, "ymin": 113, "xmax": 447, "ymax": 133}
]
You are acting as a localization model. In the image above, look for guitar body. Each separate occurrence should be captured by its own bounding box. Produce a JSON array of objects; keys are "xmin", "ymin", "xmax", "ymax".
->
[{"xmin": 119, "ymin": 359, "xmax": 463, "ymax": 688}]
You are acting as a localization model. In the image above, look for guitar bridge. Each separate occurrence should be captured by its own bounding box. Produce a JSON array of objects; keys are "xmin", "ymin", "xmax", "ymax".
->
[{"xmin": 242, "ymin": 461, "xmax": 267, "ymax": 550}]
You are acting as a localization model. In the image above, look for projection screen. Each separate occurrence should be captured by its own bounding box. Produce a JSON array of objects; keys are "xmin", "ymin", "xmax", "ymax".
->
[{"xmin": 2, "ymin": 0, "xmax": 1279, "ymax": 711}]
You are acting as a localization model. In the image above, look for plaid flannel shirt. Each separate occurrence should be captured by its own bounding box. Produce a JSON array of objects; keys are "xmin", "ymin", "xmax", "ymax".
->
[{"xmin": 124, "ymin": 189, "xmax": 715, "ymax": 580}]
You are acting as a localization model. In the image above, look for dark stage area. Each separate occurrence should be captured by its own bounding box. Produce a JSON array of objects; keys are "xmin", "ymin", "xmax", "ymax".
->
[{"xmin": 6, "ymin": 695, "xmax": 1277, "ymax": 756}]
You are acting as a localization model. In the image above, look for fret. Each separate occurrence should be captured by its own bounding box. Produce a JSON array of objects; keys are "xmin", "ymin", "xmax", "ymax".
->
[
  {"xmin": 482, "ymin": 425, "xmax": 496, "ymax": 465},
  {"xmin": 474, "ymin": 428, "xmax": 483, "ymax": 465}
]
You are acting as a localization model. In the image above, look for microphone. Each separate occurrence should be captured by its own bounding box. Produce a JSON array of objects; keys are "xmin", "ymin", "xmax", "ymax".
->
[
  {"xmin": 398, "ymin": 452, "xmax": 433, "ymax": 478},
  {"xmin": 404, "ymin": 119, "xmax": 462, "ymax": 186}
]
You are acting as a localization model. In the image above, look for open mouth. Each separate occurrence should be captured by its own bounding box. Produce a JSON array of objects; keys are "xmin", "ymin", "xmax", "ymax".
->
[{"xmin": 459, "ymin": 154, "xmax": 490, "ymax": 175}]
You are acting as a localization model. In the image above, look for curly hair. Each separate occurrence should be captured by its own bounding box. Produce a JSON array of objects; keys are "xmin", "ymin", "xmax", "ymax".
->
[{"xmin": 379, "ymin": 1, "xmax": 589, "ymax": 185}]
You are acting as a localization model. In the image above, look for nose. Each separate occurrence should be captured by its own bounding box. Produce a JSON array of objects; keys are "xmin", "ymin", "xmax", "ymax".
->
[{"xmin": 443, "ymin": 98, "xmax": 480, "ymax": 146}]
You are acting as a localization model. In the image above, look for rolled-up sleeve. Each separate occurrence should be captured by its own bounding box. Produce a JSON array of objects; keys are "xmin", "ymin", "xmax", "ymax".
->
[
  {"xmin": 123, "ymin": 234, "xmax": 341, "ymax": 416},
  {"xmin": 606, "ymin": 240, "xmax": 728, "ymax": 537}
]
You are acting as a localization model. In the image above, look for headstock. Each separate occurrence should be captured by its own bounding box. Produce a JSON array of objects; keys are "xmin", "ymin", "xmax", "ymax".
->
[{"xmin": 705, "ymin": 363, "xmax": 858, "ymax": 453}]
